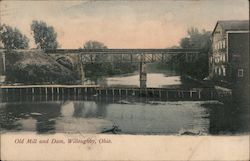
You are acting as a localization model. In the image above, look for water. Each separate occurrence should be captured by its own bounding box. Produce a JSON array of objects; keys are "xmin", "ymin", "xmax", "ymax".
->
[
  {"xmin": 97, "ymin": 73, "xmax": 182, "ymax": 88},
  {"xmin": 0, "ymin": 74, "xmax": 249, "ymax": 135},
  {"xmin": 90, "ymin": 73, "xmax": 199, "ymax": 89}
]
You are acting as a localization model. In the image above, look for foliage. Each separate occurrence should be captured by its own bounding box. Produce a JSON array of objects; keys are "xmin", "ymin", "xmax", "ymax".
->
[
  {"xmin": 83, "ymin": 40, "xmax": 107, "ymax": 49},
  {"xmin": 178, "ymin": 27, "xmax": 212, "ymax": 79},
  {"xmin": 82, "ymin": 40, "xmax": 137, "ymax": 79},
  {"xmin": 181, "ymin": 27, "xmax": 212, "ymax": 52},
  {"xmin": 0, "ymin": 24, "xmax": 29, "ymax": 50},
  {"xmin": 5, "ymin": 50, "xmax": 76, "ymax": 84},
  {"xmin": 31, "ymin": 20, "xmax": 58, "ymax": 50}
]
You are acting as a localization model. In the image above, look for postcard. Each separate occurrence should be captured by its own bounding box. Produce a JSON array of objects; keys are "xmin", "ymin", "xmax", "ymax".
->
[{"xmin": 0, "ymin": 0, "xmax": 249, "ymax": 160}]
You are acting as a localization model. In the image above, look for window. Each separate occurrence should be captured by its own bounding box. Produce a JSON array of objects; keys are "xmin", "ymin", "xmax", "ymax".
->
[
  {"xmin": 218, "ymin": 68, "xmax": 221, "ymax": 75},
  {"xmin": 238, "ymin": 69, "xmax": 244, "ymax": 77},
  {"xmin": 222, "ymin": 67, "xmax": 226, "ymax": 76},
  {"xmin": 222, "ymin": 40, "xmax": 226, "ymax": 48},
  {"xmin": 222, "ymin": 54, "xmax": 226, "ymax": 62}
]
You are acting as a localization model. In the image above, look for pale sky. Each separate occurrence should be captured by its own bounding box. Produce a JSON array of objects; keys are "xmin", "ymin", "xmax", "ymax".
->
[{"xmin": 0, "ymin": 0, "xmax": 249, "ymax": 49}]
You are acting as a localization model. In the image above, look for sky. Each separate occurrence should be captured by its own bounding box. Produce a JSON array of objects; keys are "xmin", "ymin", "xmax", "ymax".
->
[{"xmin": 0, "ymin": 0, "xmax": 249, "ymax": 49}]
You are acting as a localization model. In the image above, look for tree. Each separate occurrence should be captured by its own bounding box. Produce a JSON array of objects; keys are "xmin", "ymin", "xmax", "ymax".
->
[
  {"xmin": 31, "ymin": 20, "xmax": 58, "ymax": 50},
  {"xmin": 0, "ymin": 24, "xmax": 29, "ymax": 50},
  {"xmin": 83, "ymin": 40, "xmax": 107, "ymax": 49},
  {"xmin": 180, "ymin": 38, "xmax": 190, "ymax": 49},
  {"xmin": 178, "ymin": 27, "xmax": 212, "ymax": 79},
  {"xmin": 180, "ymin": 27, "xmax": 212, "ymax": 52},
  {"xmin": 82, "ymin": 40, "xmax": 137, "ymax": 78}
]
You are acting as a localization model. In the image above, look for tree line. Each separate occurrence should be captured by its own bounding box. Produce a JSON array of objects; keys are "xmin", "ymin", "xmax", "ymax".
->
[
  {"xmin": 0, "ymin": 21, "xmax": 212, "ymax": 80},
  {"xmin": 0, "ymin": 20, "xmax": 109, "ymax": 51},
  {"xmin": 0, "ymin": 20, "xmax": 58, "ymax": 50},
  {"xmin": 157, "ymin": 27, "xmax": 212, "ymax": 80}
]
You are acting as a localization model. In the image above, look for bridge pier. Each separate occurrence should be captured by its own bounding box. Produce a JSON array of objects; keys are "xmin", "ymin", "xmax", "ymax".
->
[
  {"xmin": 0, "ymin": 51, "xmax": 6, "ymax": 83},
  {"xmin": 78, "ymin": 54, "xmax": 85, "ymax": 85},
  {"xmin": 139, "ymin": 54, "xmax": 147, "ymax": 89}
]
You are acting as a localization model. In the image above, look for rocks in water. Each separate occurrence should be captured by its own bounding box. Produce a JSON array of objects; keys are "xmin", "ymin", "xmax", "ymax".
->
[
  {"xmin": 101, "ymin": 125, "xmax": 122, "ymax": 134},
  {"xmin": 179, "ymin": 129, "xmax": 205, "ymax": 135},
  {"xmin": 118, "ymin": 100, "xmax": 131, "ymax": 104},
  {"xmin": 30, "ymin": 112, "xmax": 42, "ymax": 116}
]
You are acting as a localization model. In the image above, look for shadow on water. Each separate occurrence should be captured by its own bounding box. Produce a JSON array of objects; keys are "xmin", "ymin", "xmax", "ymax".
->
[{"xmin": 202, "ymin": 101, "xmax": 249, "ymax": 135}]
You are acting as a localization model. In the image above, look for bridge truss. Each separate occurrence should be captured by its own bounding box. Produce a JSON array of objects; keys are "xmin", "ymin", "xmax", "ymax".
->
[
  {"xmin": 46, "ymin": 48, "xmax": 202, "ymax": 63},
  {"xmin": 46, "ymin": 48, "xmax": 202, "ymax": 88}
]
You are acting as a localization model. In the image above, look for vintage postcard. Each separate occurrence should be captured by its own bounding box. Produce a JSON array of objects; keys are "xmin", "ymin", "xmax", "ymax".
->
[{"xmin": 0, "ymin": 0, "xmax": 249, "ymax": 160}]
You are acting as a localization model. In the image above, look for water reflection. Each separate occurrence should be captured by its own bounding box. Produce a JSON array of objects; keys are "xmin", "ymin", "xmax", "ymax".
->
[
  {"xmin": 1, "ymin": 98, "xmax": 248, "ymax": 135},
  {"xmin": 0, "ymin": 102, "xmax": 61, "ymax": 133},
  {"xmin": 72, "ymin": 101, "xmax": 107, "ymax": 118}
]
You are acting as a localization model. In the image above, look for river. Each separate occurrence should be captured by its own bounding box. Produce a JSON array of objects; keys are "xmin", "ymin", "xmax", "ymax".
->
[{"xmin": 0, "ymin": 73, "xmax": 249, "ymax": 135}]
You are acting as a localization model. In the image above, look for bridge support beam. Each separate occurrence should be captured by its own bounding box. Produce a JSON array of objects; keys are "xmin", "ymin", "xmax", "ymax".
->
[
  {"xmin": 0, "ymin": 51, "xmax": 6, "ymax": 83},
  {"xmin": 78, "ymin": 54, "xmax": 85, "ymax": 84},
  {"xmin": 139, "ymin": 54, "xmax": 147, "ymax": 89}
]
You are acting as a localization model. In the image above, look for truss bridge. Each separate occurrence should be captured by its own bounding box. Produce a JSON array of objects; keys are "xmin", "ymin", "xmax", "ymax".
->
[{"xmin": 46, "ymin": 48, "xmax": 202, "ymax": 88}]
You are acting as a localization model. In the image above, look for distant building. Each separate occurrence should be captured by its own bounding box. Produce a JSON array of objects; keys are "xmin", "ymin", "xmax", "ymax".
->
[{"xmin": 209, "ymin": 20, "xmax": 249, "ymax": 102}]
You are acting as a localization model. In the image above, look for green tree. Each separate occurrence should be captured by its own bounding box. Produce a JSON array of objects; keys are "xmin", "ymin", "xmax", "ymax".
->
[
  {"xmin": 83, "ymin": 40, "xmax": 107, "ymax": 49},
  {"xmin": 180, "ymin": 37, "xmax": 190, "ymax": 49},
  {"xmin": 31, "ymin": 20, "xmax": 58, "ymax": 50},
  {"xmin": 179, "ymin": 27, "xmax": 212, "ymax": 79},
  {"xmin": 83, "ymin": 41, "xmax": 110, "ymax": 78},
  {"xmin": 180, "ymin": 27, "xmax": 212, "ymax": 52},
  {"xmin": 82, "ymin": 40, "xmax": 137, "ymax": 78},
  {"xmin": 0, "ymin": 24, "xmax": 29, "ymax": 50}
]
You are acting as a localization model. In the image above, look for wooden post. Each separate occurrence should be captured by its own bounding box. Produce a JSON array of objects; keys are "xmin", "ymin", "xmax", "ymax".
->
[
  {"xmin": 190, "ymin": 91, "xmax": 193, "ymax": 98},
  {"xmin": 210, "ymin": 91, "xmax": 213, "ymax": 99},
  {"xmin": 159, "ymin": 90, "xmax": 161, "ymax": 98},
  {"xmin": 198, "ymin": 90, "xmax": 201, "ymax": 99}
]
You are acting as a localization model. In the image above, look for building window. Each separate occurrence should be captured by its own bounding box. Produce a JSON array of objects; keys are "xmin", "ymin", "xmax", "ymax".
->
[
  {"xmin": 218, "ymin": 68, "xmax": 221, "ymax": 75},
  {"xmin": 222, "ymin": 40, "xmax": 226, "ymax": 48},
  {"xmin": 238, "ymin": 69, "xmax": 244, "ymax": 77},
  {"xmin": 222, "ymin": 67, "xmax": 226, "ymax": 76},
  {"xmin": 222, "ymin": 54, "xmax": 225, "ymax": 62}
]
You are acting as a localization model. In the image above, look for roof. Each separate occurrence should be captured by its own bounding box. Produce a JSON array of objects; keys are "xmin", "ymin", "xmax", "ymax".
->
[{"xmin": 212, "ymin": 20, "xmax": 249, "ymax": 35}]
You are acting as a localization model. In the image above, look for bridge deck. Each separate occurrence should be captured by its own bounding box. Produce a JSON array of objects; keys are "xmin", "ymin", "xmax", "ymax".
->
[{"xmin": 45, "ymin": 48, "xmax": 202, "ymax": 54}]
